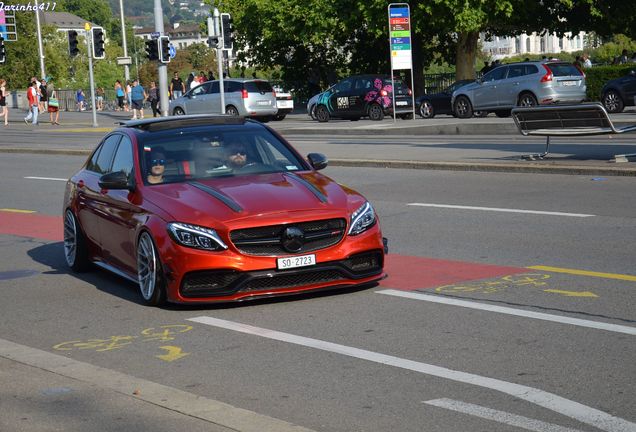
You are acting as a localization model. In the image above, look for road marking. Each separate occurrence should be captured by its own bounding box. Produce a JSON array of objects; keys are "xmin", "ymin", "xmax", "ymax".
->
[
  {"xmin": 187, "ymin": 316, "xmax": 635, "ymax": 432},
  {"xmin": 0, "ymin": 208, "xmax": 36, "ymax": 213},
  {"xmin": 424, "ymin": 398, "xmax": 584, "ymax": 432},
  {"xmin": 528, "ymin": 265, "xmax": 636, "ymax": 282},
  {"xmin": 376, "ymin": 289, "xmax": 636, "ymax": 336},
  {"xmin": 156, "ymin": 346, "xmax": 190, "ymax": 362},
  {"xmin": 407, "ymin": 203, "xmax": 595, "ymax": 218},
  {"xmin": 543, "ymin": 289, "xmax": 598, "ymax": 298},
  {"xmin": 24, "ymin": 176, "xmax": 67, "ymax": 181}
]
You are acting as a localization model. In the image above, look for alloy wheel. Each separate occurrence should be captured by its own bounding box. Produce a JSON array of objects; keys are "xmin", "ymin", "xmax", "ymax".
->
[
  {"xmin": 137, "ymin": 232, "xmax": 157, "ymax": 301},
  {"xmin": 63, "ymin": 210, "xmax": 77, "ymax": 267},
  {"xmin": 419, "ymin": 101, "xmax": 434, "ymax": 118}
]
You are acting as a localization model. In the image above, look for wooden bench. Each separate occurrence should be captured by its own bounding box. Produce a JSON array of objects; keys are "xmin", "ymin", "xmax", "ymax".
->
[{"xmin": 511, "ymin": 103, "xmax": 636, "ymax": 160}]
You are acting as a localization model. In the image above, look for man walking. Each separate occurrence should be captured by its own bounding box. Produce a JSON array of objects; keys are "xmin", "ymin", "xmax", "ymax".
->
[
  {"xmin": 170, "ymin": 72, "xmax": 185, "ymax": 100},
  {"xmin": 24, "ymin": 80, "xmax": 39, "ymax": 125},
  {"xmin": 130, "ymin": 79, "xmax": 147, "ymax": 120}
]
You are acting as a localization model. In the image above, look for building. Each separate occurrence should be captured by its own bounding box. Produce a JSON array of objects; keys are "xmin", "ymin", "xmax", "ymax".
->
[
  {"xmin": 42, "ymin": 11, "xmax": 97, "ymax": 32},
  {"xmin": 480, "ymin": 31, "xmax": 587, "ymax": 60},
  {"xmin": 134, "ymin": 23, "xmax": 206, "ymax": 50}
]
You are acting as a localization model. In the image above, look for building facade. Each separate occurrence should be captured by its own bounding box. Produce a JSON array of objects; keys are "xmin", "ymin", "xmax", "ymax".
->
[{"xmin": 481, "ymin": 31, "xmax": 587, "ymax": 59}]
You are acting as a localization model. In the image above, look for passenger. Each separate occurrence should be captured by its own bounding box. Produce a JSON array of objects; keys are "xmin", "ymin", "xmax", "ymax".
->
[{"xmin": 147, "ymin": 149, "xmax": 166, "ymax": 184}]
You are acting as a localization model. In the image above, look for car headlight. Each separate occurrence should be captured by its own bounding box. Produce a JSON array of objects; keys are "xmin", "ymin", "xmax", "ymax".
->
[
  {"xmin": 168, "ymin": 222, "xmax": 228, "ymax": 251},
  {"xmin": 348, "ymin": 201, "xmax": 376, "ymax": 236}
]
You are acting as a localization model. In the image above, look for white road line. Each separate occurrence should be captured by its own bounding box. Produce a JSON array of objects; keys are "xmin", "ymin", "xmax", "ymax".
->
[
  {"xmin": 424, "ymin": 398, "xmax": 583, "ymax": 432},
  {"xmin": 407, "ymin": 203, "xmax": 595, "ymax": 218},
  {"xmin": 376, "ymin": 289, "xmax": 636, "ymax": 336},
  {"xmin": 187, "ymin": 316, "xmax": 636, "ymax": 432},
  {"xmin": 24, "ymin": 176, "xmax": 67, "ymax": 181}
]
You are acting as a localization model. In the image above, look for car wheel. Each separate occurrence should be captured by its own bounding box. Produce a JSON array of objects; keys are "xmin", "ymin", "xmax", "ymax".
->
[
  {"xmin": 137, "ymin": 231, "xmax": 167, "ymax": 306},
  {"xmin": 309, "ymin": 105, "xmax": 317, "ymax": 120},
  {"xmin": 495, "ymin": 110, "xmax": 511, "ymax": 118},
  {"xmin": 418, "ymin": 101, "xmax": 435, "ymax": 118},
  {"xmin": 454, "ymin": 96, "xmax": 473, "ymax": 119},
  {"xmin": 473, "ymin": 111, "xmax": 488, "ymax": 117},
  {"xmin": 315, "ymin": 105, "xmax": 330, "ymax": 122},
  {"xmin": 172, "ymin": 107, "xmax": 185, "ymax": 116},
  {"xmin": 273, "ymin": 114, "xmax": 286, "ymax": 121},
  {"xmin": 602, "ymin": 90, "xmax": 624, "ymax": 113},
  {"xmin": 226, "ymin": 105, "xmax": 240, "ymax": 116},
  {"xmin": 518, "ymin": 92, "xmax": 538, "ymax": 107},
  {"xmin": 368, "ymin": 103, "xmax": 384, "ymax": 121},
  {"xmin": 63, "ymin": 209, "xmax": 90, "ymax": 272}
]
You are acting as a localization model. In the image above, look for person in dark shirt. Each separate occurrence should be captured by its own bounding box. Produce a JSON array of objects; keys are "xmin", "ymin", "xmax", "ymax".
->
[{"xmin": 170, "ymin": 72, "xmax": 185, "ymax": 100}]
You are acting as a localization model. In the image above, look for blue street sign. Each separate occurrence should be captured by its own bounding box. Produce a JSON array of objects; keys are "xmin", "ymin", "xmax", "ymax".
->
[
  {"xmin": 151, "ymin": 31, "xmax": 160, "ymax": 39},
  {"xmin": 168, "ymin": 44, "xmax": 176, "ymax": 59}
]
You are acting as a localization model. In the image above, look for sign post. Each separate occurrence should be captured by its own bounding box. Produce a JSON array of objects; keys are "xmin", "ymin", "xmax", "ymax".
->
[{"xmin": 388, "ymin": 3, "xmax": 415, "ymax": 121}]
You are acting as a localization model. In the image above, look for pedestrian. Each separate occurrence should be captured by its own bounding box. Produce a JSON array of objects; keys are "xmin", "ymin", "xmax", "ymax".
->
[
  {"xmin": 573, "ymin": 56, "xmax": 582, "ymax": 69},
  {"xmin": 188, "ymin": 72, "xmax": 198, "ymax": 90},
  {"xmin": 126, "ymin": 80, "xmax": 132, "ymax": 111},
  {"xmin": 619, "ymin": 49, "xmax": 629, "ymax": 64},
  {"xmin": 480, "ymin": 61, "xmax": 491, "ymax": 74},
  {"xmin": 48, "ymin": 84, "xmax": 60, "ymax": 125},
  {"xmin": 39, "ymin": 78, "xmax": 48, "ymax": 113},
  {"xmin": 148, "ymin": 81, "xmax": 160, "ymax": 117},
  {"xmin": 0, "ymin": 78, "xmax": 8, "ymax": 126},
  {"xmin": 170, "ymin": 72, "xmax": 184, "ymax": 99},
  {"xmin": 208, "ymin": 70, "xmax": 215, "ymax": 81},
  {"xmin": 24, "ymin": 80, "xmax": 39, "ymax": 125},
  {"xmin": 115, "ymin": 80, "xmax": 125, "ymax": 111},
  {"xmin": 31, "ymin": 76, "xmax": 42, "ymax": 113},
  {"xmin": 76, "ymin": 89, "xmax": 86, "ymax": 111},
  {"xmin": 198, "ymin": 71, "xmax": 206, "ymax": 84},
  {"xmin": 130, "ymin": 79, "xmax": 147, "ymax": 120},
  {"xmin": 96, "ymin": 86, "xmax": 104, "ymax": 110},
  {"xmin": 582, "ymin": 53, "xmax": 592, "ymax": 68}
]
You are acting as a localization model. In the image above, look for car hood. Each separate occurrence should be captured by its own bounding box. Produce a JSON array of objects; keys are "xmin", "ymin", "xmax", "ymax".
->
[{"xmin": 143, "ymin": 171, "xmax": 363, "ymax": 226}]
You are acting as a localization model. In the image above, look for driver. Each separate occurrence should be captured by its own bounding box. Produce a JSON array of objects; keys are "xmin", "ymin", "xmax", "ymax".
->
[
  {"xmin": 147, "ymin": 149, "xmax": 166, "ymax": 184},
  {"xmin": 224, "ymin": 141, "xmax": 249, "ymax": 169}
]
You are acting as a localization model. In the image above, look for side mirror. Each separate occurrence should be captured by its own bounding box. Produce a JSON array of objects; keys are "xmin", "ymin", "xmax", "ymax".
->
[
  {"xmin": 307, "ymin": 153, "xmax": 328, "ymax": 171},
  {"xmin": 99, "ymin": 171, "xmax": 134, "ymax": 191}
]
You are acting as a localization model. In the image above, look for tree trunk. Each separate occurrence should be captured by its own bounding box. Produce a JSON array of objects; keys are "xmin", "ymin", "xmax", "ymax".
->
[{"xmin": 456, "ymin": 31, "xmax": 479, "ymax": 81}]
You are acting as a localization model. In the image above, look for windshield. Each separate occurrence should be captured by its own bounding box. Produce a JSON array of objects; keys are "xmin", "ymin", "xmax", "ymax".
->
[{"xmin": 138, "ymin": 125, "xmax": 308, "ymax": 185}]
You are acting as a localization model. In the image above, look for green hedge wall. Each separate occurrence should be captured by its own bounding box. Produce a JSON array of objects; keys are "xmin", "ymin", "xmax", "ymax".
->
[{"xmin": 585, "ymin": 65, "xmax": 636, "ymax": 101}]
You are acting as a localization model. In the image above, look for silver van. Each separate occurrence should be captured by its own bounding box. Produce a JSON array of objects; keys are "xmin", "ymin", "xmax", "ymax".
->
[
  {"xmin": 451, "ymin": 60, "xmax": 586, "ymax": 118},
  {"xmin": 170, "ymin": 78, "xmax": 278, "ymax": 121}
]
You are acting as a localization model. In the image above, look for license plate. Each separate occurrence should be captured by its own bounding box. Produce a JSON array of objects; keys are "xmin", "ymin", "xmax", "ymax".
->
[
  {"xmin": 396, "ymin": 101, "xmax": 408, "ymax": 106},
  {"xmin": 277, "ymin": 100, "xmax": 293, "ymax": 108},
  {"xmin": 561, "ymin": 81, "xmax": 576, "ymax": 86},
  {"xmin": 277, "ymin": 254, "xmax": 316, "ymax": 270},
  {"xmin": 257, "ymin": 100, "xmax": 270, "ymax": 105}
]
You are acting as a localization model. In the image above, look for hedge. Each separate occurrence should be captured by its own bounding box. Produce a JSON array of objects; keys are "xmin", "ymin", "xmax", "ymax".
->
[{"xmin": 584, "ymin": 65, "xmax": 636, "ymax": 101}]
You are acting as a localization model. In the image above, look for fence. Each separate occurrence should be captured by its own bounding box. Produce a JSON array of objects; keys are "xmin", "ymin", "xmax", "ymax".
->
[{"xmin": 10, "ymin": 88, "xmax": 126, "ymax": 111}]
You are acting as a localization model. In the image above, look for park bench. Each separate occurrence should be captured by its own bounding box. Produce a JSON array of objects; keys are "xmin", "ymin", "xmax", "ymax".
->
[{"xmin": 511, "ymin": 103, "xmax": 636, "ymax": 160}]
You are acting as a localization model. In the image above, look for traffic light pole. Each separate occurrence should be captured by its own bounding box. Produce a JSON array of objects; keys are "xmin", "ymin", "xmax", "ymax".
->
[
  {"xmin": 213, "ymin": 8, "xmax": 225, "ymax": 114},
  {"xmin": 85, "ymin": 24, "xmax": 98, "ymax": 127},
  {"xmin": 154, "ymin": 0, "xmax": 169, "ymax": 116},
  {"xmin": 34, "ymin": 0, "xmax": 46, "ymax": 79}
]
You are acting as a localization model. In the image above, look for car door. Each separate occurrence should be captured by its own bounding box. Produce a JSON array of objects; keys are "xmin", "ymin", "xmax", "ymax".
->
[
  {"xmin": 498, "ymin": 64, "xmax": 525, "ymax": 107},
  {"xmin": 620, "ymin": 73, "xmax": 636, "ymax": 103},
  {"xmin": 207, "ymin": 81, "xmax": 221, "ymax": 114},
  {"xmin": 95, "ymin": 135, "xmax": 143, "ymax": 275},
  {"xmin": 473, "ymin": 66, "xmax": 508, "ymax": 109},
  {"xmin": 330, "ymin": 77, "xmax": 355, "ymax": 118},
  {"xmin": 184, "ymin": 82, "xmax": 212, "ymax": 114},
  {"xmin": 350, "ymin": 77, "xmax": 373, "ymax": 116},
  {"xmin": 76, "ymin": 134, "xmax": 122, "ymax": 252}
]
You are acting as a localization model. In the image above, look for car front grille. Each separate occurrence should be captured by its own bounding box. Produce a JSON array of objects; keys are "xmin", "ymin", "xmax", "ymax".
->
[{"xmin": 230, "ymin": 218, "xmax": 346, "ymax": 256}]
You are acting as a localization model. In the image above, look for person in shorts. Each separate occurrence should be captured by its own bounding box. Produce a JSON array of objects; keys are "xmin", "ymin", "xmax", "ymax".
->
[
  {"xmin": 115, "ymin": 80, "xmax": 125, "ymax": 111},
  {"xmin": 0, "ymin": 78, "xmax": 8, "ymax": 126},
  {"xmin": 130, "ymin": 79, "xmax": 147, "ymax": 120}
]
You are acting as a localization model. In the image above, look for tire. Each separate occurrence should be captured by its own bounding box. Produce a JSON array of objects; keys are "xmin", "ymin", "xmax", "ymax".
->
[
  {"xmin": 453, "ymin": 96, "xmax": 473, "ymax": 119},
  {"xmin": 473, "ymin": 111, "xmax": 488, "ymax": 118},
  {"xmin": 418, "ymin": 101, "xmax": 435, "ymax": 118},
  {"xmin": 518, "ymin": 92, "xmax": 538, "ymax": 107},
  {"xmin": 494, "ymin": 110, "xmax": 511, "ymax": 118},
  {"xmin": 273, "ymin": 114, "xmax": 286, "ymax": 121},
  {"xmin": 226, "ymin": 105, "xmax": 240, "ymax": 116},
  {"xmin": 63, "ymin": 209, "xmax": 90, "ymax": 272},
  {"xmin": 602, "ymin": 90, "xmax": 624, "ymax": 113},
  {"xmin": 309, "ymin": 104, "xmax": 317, "ymax": 120},
  {"xmin": 315, "ymin": 104, "xmax": 330, "ymax": 122},
  {"xmin": 368, "ymin": 103, "xmax": 384, "ymax": 121},
  {"xmin": 172, "ymin": 107, "xmax": 185, "ymax": 116},
  {"xmin": 137, "ymin": 231, "xmax": 167, "ymax": 307}
]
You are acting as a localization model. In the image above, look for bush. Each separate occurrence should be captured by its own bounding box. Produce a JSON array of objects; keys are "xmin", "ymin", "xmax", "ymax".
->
[{"xmin": 584, "ymin": 65, "xmax": 636, "ymax": 100}]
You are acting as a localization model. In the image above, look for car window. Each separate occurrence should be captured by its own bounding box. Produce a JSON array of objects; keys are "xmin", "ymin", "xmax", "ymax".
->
[
  {"xmin": 88, "ymin": 134, "xmax": 121, "ymax": 174},
  {"xmin": 334, "ymin": 78, "xmax": 354, "ymax": 93},
  {"xmin": 482, "ymin": 66, "xmax": 507, "ymax": 82},
  {"xmin": 507, "ymin": 65, "xmax": 524, "ymax": 78},
  {"xmin": 524, "ymin": 64, "xmax": 538, "ymax": 75},
  {"xmin": 354, "ymin": 78, "xmax": 372, "ymax": 90},
  {"xmin": 110, "ymin": 135, "xmax": 134, "ymax": 177},
  {"xmin": 225, "ymin": 81, "xmax": 242, "ymax": 92},
  {"xmin": 191, "ymin": 83, "xmax": 210, "ymax": 96},
  {"xmin": 210, "ymin": 81, "xmax": 220, "ymax": 94},
  {"xmin": 244, "ymin": 80, "xmax": 273, "ymax": 93},
  {"xmin": 390, "ymin": 79, "xmax": 411, "ymax": 95},
  {"xmin": 548, "ymin": 63, "xmax": 583, "ymax": 77}
]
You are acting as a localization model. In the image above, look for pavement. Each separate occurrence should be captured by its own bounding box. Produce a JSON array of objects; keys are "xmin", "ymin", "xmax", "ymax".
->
[{"xmin": 1, "ymin": 108, "xmax": 636, "ymax": 176}]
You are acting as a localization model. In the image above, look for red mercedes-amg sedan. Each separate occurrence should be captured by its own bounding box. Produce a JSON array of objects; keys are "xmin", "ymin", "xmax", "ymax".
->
[{"xmin": 63, "ymin": 115, "xmax": 386, "ymax": 306}]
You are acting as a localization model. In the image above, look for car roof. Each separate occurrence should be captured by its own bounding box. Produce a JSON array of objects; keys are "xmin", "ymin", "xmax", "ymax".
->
[{"xmin": 117, "ymin": 115, "xmax": 251, "ymax": 133}]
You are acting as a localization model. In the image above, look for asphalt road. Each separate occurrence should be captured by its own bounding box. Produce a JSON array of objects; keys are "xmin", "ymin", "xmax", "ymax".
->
[{"xmin": 0, "ymin": 152, "xmax": 634, "ymax": 432}]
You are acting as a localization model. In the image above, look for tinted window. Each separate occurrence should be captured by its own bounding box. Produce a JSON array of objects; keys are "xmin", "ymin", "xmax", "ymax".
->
[
  {"xmin": 210, "ymin": 81, "xmax": 220, "ymax": 93},
  {"xmin": 388, "ymin": 79, "xmax": 411, "ymax": 95},
  {"xmin": 507, "ymin": 65, "xmax": 524, "ymax": 78},
  {"xmin": 334, "ymin": 78, "xmax": 354, "ymax": 93},
  {"xmin": 226, "ymin": 81, "xmax": 242, "ymax": 92},
  {"xmin": 191, "ymin": 82, "xmax": 210, "ymax": 96},
  {"xmin": 548, "ymin": 63, "xmax": 583, "ymax": 77},
  {"xmin": 89, "ymin": 135, "xmax": 121, "ymax": 174},
  {"xmin": 111, "ymin": 136, "xmax": 134, "ymax": 177},
  {"xmin": 483, "ymin": 66, "xmax": 507, "ymax": 82},
  {"xmin": 244, "ymin": 80, "xmax": 273, "ymax": 93},
  {"xmin": 354, "ymin": 77, "xmax": 373, "ymax": 90},
  {"xmin": 524, "ymin": 64, "xmax": 538, "ymax": 75}
]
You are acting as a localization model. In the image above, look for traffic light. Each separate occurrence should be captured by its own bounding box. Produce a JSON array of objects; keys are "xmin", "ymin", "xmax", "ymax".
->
[
  {"xmin": 221, "ymin": 13, "xmax": 233, "ymax": 50},
  {"xmin": 145, "ymin": 38, "xmax": 158, "ymax": 61},
  {"xmin": 92, "ymin": 27, "xmax": 105, "ymax": 59},
  {"xmin": 158, "ymin": 36, "xmax": 171, "ymax": 64},
  {"xmin": 0, "ymin": 36, "xmax": 5, "ymax": 63},
  {"xmin": 68, "ymin": 30, "xmax": 79, "ymax": 57}
]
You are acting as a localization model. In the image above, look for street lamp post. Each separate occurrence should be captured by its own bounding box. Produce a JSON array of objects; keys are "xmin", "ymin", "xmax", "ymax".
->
[
  {"xmin": 34, "ymin": 0, "xmax": 46, "ymax": 79},
  {"xmin": 119, "ymin": 0, "xmax": 130, "ymax": 82},
  {"xmin": 154, "ymin": 0, "xmax": 169, "ymax": 115}
]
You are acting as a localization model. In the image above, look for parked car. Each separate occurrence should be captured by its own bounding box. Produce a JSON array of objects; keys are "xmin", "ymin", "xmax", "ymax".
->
[
  {"xmin": 170, "ymin": 78, "xmax": 277, "ymax": 122},
  {"xmin": 601, "ymin": 70, "xmax": 636, "ymax": 113},
  {"xmin": 416, "ymin": 80, "xmax": 487, "ymax": 118},
  {"xmin": 63, "ymin": 115, "xmax": 386, "ymax": 306},
  {"xmin": 313, "ymin": 75, "xmax": 413, "ymax": 122},
  {"xmin": 272, "ymin": 85, "xmax": 294, "ymax": 120},
  {"xmin": 452, "ymin": 60, "xmax": 587, "ymax": 118}
]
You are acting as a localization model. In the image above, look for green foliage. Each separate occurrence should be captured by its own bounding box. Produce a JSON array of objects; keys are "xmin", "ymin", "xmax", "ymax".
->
[
  {"xmin": 587, "ymin": 35, "xmax": 636, "ymax": 65},
  {"xmin": 584, "ymin": 65, "xmax": 636, "ymax": 101},
  {"xmin": 186, "ymin": 43, "xmax": 215, "ymax": 70}
]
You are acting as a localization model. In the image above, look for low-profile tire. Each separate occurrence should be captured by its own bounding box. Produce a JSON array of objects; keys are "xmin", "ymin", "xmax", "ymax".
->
[
  {"xmin": 309, "ymin": 105, "xmax": 317, "ymax": 120},
  {"xmin": 518, "ymin": 92, "xmax": 538, "ymax": 107},
  {"xmin": 137, "ymin": 231, "xmax": 167, "ymax": 307},
  {"xmin": 602, "ymin": 90, "xmax": 624, "ymax": 113},
  {"xmin": 226, "ymin": 105, "xmax": 240, "ymax": 116},
  {"xmin": 418, "ymin": 101, "xmax": 435, "ymax": 118},
  {"xmin": 63, "ymin": 209, "xmax": 90, "ymax": 272},
  {"xmin": 368, "ymin": 103, "xmax": 384, "ymax": 121},
  {"xmin": 172, "ymin": 107, "xmax": 185, "ymax": 116},
  {"xmin": 315, "ymin": 105, "xmax": 330, "ymax": 122},
  {"xmin": 494, "ymin": 110, "xmax": 511, "ymax": 118},
  {"xmin": 453, "ymin": 96, "xmax": 473, "ymax": 119}
]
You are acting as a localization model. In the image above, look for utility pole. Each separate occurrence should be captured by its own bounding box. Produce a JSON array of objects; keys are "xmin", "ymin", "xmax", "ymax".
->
[
  {"xmin": 84, "ymin": 23, "xmax": 98, "ymax": 127},
  {"xmin": 119, "ymin": 0, "xmax": 130, "ymax": 82},
  {"xmin": 34, "ymin": 0, "xmax": 46, "ymax": 79},
  {"xmin": 154, "ymin": 0, "xmax": 169, "ymax": 116},
  {"xmin": 212, "ymin": 8, "xmax": 225, "ymax": 113}
]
